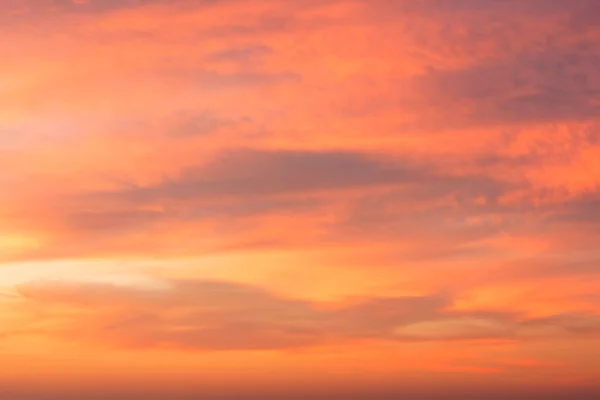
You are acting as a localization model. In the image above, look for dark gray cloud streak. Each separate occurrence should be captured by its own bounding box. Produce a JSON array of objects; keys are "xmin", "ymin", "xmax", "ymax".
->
[
  {"xmin": 94, "ymin": 148, "xmax": 511, "ymax": 202},
  {"xmin": 53, "ymin": 148, "xmax": 515, "ymax": 241}
]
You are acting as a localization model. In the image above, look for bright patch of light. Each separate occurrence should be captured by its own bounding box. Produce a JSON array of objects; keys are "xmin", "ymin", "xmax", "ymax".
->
[{"xmin": 0, "ymin": 259, "xmax": 173, "ymax": 294}]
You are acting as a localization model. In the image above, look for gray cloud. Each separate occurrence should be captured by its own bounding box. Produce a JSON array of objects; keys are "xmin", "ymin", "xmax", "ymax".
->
[
  {"xmin": 337, "ymin": 0, "xmax": 600, "ymax": 132},
  {"xmin": 400, "ymin": 45, "xmax": 600, "ymax": 130},
  {"xmin": 204, "ymin": 44, "xmax": 274, "ymax": 63},
  {"xmin": 170, "ymin": 111, "xmax": 251, "ymax": 138},
  {"xmin": 135, "ymin": 149, "xmax": 414, "ymax": 198},
  {"xmin": 547, "ymin": 193, "xmax": 600, "ymax": 226},
  {"xmin": 102, "ymin": 148, "xmax": 513, "ymax": 203},
  {"xmin": 25, "ymin": 147, "xmax": 521, "ymax": 259}
]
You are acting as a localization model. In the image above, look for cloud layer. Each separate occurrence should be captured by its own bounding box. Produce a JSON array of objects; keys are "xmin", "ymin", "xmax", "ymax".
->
[
  {"xmin": 12, "ymin": 279, "xmax": 600, "ymax": 351},
  {"xmin": 2, "ymin": 0, "xmax": 600, "ymax": 397}
]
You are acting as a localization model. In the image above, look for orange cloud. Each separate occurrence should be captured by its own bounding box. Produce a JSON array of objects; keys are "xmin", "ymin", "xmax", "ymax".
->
[{"xmin": 8, "ymin": 279, "xmax": 600, "ymax": 352}]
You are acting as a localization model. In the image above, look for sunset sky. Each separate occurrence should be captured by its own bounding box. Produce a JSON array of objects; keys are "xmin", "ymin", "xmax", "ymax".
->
[{"xmin": 2, "ymin": 0, "xmax": 600, "ymax": 399}]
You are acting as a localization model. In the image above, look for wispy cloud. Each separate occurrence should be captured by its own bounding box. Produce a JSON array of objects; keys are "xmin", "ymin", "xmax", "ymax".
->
[{"xmin": 12, "ymin": 279, "xmax": 600, "ymax": 351}]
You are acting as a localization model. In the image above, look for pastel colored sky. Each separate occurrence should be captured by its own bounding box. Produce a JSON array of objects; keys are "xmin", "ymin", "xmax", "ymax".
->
[{"xmin": 2, "ymin": 0, "xmax": 600, "ymax": 398}]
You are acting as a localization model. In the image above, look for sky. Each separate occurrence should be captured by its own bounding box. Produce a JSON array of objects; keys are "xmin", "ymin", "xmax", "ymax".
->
[{"xmin": 1, "ymin": 0, "xmax": 600, "ymax": 399}]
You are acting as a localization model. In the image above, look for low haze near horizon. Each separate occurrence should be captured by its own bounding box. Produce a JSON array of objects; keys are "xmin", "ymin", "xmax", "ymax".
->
[{"xmin": 1, "ymin": 0, "xmax": 600, "ymax": 398}]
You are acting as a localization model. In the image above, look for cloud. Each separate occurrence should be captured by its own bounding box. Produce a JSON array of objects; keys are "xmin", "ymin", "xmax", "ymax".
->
[
  {"xmin": 394, "ymin": 317, "xmax": 512, "ymax": 341},
  {"xmin": 2, "ymin": 147, "xmax": 522, "ymax": 261},
  {"xmin": 520, "ymin": 314, "xmax": 600, "ymax": 337},
  {"xmin": 118, "ymin": 148, "xmax": 419, "ymax": 199},
  {"xmin": 547, "ymin": 193, "xmax": 600, "ymax": 226},
  {"xmin": 169, "ymin": 111, "xmax": 250, "ymax": 138},
  {"xmin": 204, "ymin": 44, "xmax": 274, "ymax": 63},
  {"xmin": 23, "ymin": 148, "xmax": 425, "ymax": 244},
  {"xmin": 328, "ymin": 0, "xmax": 600, "ymax": 134},
  {"xmin": 4, "ymin": 0, "xmax": 218, "ymax": 17},
  {"xmin": 398, "ymin": 47, "xmax": 600, "ymax": 131},
  {"xmin": 92, "ymin": 147, "xmax": 518, "ymax": 203},
  {"xmin": 15, "ymin": 279, "xmax": 447, "ymax": 350},
  {"xmin": 12, "ymin": 279, "xmax": 600, "ymax": 351},
  {"xmin": 14, "ymin": 137, "xmax": 597, "ymax": 263}
]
